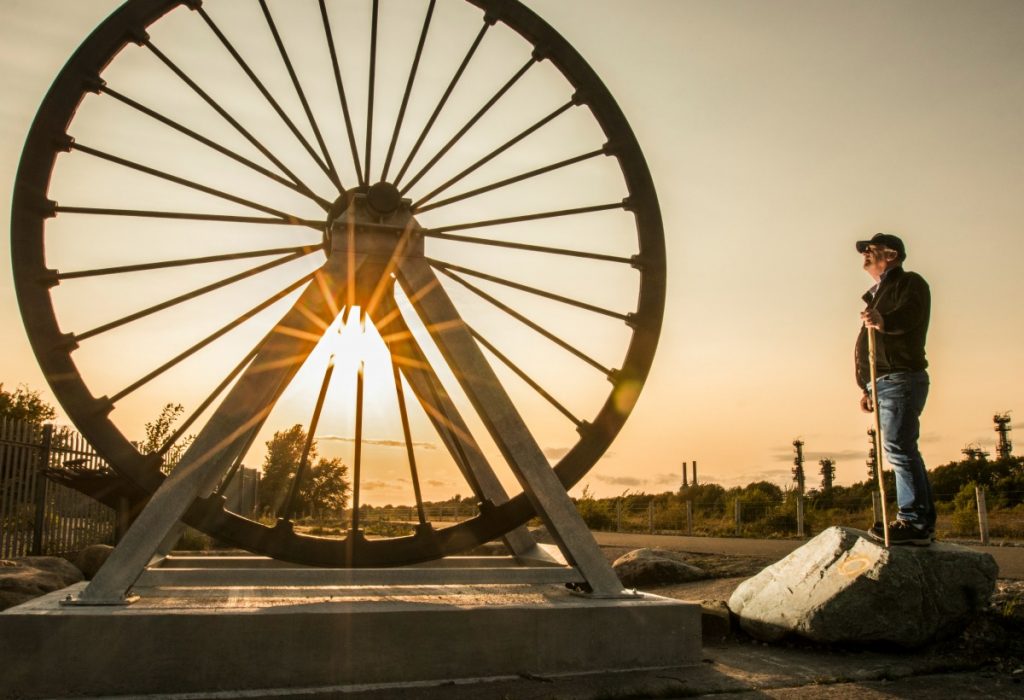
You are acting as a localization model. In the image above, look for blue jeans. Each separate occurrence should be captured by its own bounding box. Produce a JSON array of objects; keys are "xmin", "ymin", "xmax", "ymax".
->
[{"xmin": 872, "ymin": 370, "xmax": 934, "ymax": 527}]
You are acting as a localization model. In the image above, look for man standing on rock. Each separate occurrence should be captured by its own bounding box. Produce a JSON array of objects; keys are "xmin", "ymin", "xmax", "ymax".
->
[{"xmin": 855, "ymin": 233, "xmax": 935, "ymax": 545}]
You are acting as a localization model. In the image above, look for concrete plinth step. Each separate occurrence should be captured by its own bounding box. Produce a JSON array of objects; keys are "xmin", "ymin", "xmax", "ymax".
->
[{"xmin": 1, "ymin": 582, "xmax": 701, "ymax": 698}]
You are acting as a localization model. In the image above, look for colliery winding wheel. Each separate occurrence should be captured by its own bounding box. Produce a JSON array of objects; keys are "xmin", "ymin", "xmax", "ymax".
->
[{"xmin": 11, "ymin": 0, "xmax": 665, "ymax": 570}]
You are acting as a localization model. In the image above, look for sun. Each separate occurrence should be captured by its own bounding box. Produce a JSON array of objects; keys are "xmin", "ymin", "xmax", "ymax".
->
[{"xmin": 335, "ymin": 307, "xmax": 383, "ymax": 367}]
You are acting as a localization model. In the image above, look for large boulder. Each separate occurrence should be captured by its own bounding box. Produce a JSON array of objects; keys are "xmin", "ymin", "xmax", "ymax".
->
[
  {"xmin": 612, "ymin": 548, "xmax": 706, "ymax": 588},
  {"xmin": 728, "ymin": 526, "xmax": 997, "ymax": 648},
  {"xmin": 0, "ymin": 556, "xmax": 84, "ymax": 611},
  {"xmin": 70, "ymin": 544, "xmax": 114, "ymax": 579}
]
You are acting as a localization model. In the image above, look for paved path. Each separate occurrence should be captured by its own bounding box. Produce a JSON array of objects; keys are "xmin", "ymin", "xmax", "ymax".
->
[
  {"xmin": 272, "ymin": 647, "xmax": 1024, "ymax": 699},
  {"xmin": 593, "ymin": 531, "xmax": 1024, "ymax": 579}
]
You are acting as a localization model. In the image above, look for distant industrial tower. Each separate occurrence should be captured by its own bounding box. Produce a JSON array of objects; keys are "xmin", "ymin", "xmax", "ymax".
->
[
  {"xmin": 681, "ymin": 461, "xmax": 688, "ymax": 489},
  {"xmin": 819, "ymin": 458, "xmax": 836, "ymax": 492},
  {"xmin": 792, "ymin": 439, "xmax": 805, "ymax": 494},
  {"xmin": 962, "ymin": 444, "xmax": 989, "ymax": 461},
  {"xmin": 866, "ymin": 427, "xmax": 879, "ymax": 481},
  {"xmin": 994, "ymin": 413, "xmax": 1013, "ymax": 460}
]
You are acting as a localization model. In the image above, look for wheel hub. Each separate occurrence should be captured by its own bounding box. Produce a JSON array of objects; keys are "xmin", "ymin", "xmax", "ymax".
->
[{"xmin": 326, "ymin": 183, "xmax": 422, "ymax": 307}]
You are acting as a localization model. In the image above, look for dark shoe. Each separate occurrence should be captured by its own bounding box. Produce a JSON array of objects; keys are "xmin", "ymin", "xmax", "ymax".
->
[{"xmin": 868, "ymin": 520, "xmax": 931, "ymax": 546}]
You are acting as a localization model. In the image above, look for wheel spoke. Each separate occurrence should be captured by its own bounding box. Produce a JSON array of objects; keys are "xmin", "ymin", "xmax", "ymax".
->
[
  {"xmin": 53, "ymin": 206, "xmax": 321, "ymax": 228},
  {"xmin": 364, "ymin": 0, "xmax": 380, "ymax": 184},
  {"xmin": 256, "ymin": 0, "xmax": 343, "ymax": 191},
  {"xmin": 160, "ymin": 341, "xmax": 264, "ymax": 459},
  {"xmin": 70, "ymin": 142, "xmax": 310, "ymax": 221},
  {"xmin": 101, "ymin": 85, "xmax": 330, "ymax": 209},
  {"xmin": 374, "ymin": 294, "xmax": 503, "ymax": 509},
  {"xmin": 425, "ymin": 258, "xmax": 629, "ymax": 321},
  {"xmin": 76, "ymin": 249, "xmax": 318, "ymax": 342},
  {"xmin": 319, "ymin": 0, "xmax": 364, "ymax": 187},
  {"xmin": 144, "ymin": 40, "xmax": 317, "ymax": 198},
  {"xmin": 162, "ymin": 256, "xmax": 358, "ymax": 469},
  {"xmin": 412, "ymin": 100, "xmax": 575, "ymax": 209},
  {"xmin": 56, "ymin": 245, "xmax": 319, "ymax": 281},
  {"xmin": 427, "ymin": 201, "xmax": 627, "ymax": 235},
  {"xmin": 391, "ymin": 358, "xmax": 426, "ymax": 525},
  {"xmin": 213, "ymin": 447, "xmax": 247, "ymax": 498},
  {"xmin": 197, "ymin": 5, "xmax": 342, "ymax": 191},
  {"xmin": 433, "ymin": 265, "xmax": 613, "ymax": 377},
  {"xmin": 109, "ymin": 270, "xmax": 317, "ymax": 404},
  {"xmin": 393, "ymin": 20, "xmax": 491, "ymax": 187},
  {"xmin": 279, "ymin": 355, "xmax": 335, "ymax": 521},
  {"xmin": 350, "ymin": 358, "xmax": 366, "ymax": 533},
  {"xmin": 414, "ymin": 149, "xmax": 606, "ymax": 213},
  {"xmin": 464, "ymin": 322, "xmax": 581, "ymax": 427},
  {"xmin": 400, "ymin": 57, "xmax": 538, "ymax": 196},
  {"xmin": 380, "ymin": 0, "xmax": 436, "ymax": 183},
  {"xmin": 424, "ymin": 235, "xmax": 633, "ymax": 267}
]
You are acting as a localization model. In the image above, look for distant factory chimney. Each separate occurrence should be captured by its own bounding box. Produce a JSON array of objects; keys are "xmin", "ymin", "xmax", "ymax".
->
[
  {"xmin": 692, "ymin": 460, "xmax": 698, "ymax": 486},
  {"xmin": 682, "ymin": 461, "xmax": 688, "ymax": 488}
]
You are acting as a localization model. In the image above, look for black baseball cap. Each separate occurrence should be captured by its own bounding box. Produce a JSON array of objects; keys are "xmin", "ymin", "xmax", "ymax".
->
[{"xmin": 856, "ymin": 232, "xmax": 906, "ymax": 261}]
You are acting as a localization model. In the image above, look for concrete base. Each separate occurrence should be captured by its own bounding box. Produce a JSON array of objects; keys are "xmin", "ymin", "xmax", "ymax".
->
[{"xmin": 1, "ymin": 579, "xmax": 700, "ymax": 698}]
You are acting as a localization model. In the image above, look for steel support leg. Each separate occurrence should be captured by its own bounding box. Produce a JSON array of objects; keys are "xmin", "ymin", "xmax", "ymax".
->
[
  {"xmin": 398, "ymin": 258, "xmax": 624, "ymax": 595},
  {"xmin": 375, "ymin": 295, "xmax": 541, "ymax": 559},
  {"xmin": 73, "ymin": 259, "xmax": 355, "ymax": 603}
]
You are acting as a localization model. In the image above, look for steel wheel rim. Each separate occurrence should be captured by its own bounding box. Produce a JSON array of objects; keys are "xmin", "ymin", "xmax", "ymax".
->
[{"xmin": 11, "ymin": 0, "xmax": 666, "ymax": 567}]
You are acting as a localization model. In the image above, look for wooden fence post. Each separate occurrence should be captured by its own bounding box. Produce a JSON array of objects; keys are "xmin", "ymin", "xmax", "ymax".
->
[
  {"xmin": 796, "ymin": 494, "xmax": 805, "ymax": 538},
  {"xmin": 734, "ymin": 499, "xmax": 742, "ymax": 536},
  {"xmin": 31, "ymin": 424, "xmax": 53, "ymax": 556},
  {"xmin": 685, "ymin": 501, "xmax": 693, "ymax": 536},
  {"xmin": 976, "ymin": 486, "xmax": 990, "ymax": 545}
]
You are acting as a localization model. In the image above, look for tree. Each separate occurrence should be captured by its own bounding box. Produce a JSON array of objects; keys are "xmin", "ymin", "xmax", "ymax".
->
[
  {"xmin": 139, "ymin": 403, "xmax": 195, "ymax": 470},
  {"xmin": 740, "ymin": 480, "xmax": 783, "ymax": 505},
  {"xmin": 140, "ymin": 403, "xmax": 185, "ymax": 454},
  {"xmin": 680, "ymin": 482, "xmax": 727, "ymax": 513},
  {"xmin": 259, "ymin": 425, "xmax": 349, "ymax": 517},
  {"xmin": 0, "ymin": 383, "xmax": 56, "ymax": 424},
  {"xmin": 818, "ymin": 458, "xmax": 836, "ymax": 492},
  {"xmin": 306, "ymin": 457, "xmax": 350, "ymax": 516}
]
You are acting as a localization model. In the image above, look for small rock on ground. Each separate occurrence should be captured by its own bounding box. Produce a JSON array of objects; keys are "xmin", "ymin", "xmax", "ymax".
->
[
  {"xmin": 612, "ymin": 547, "xmax": 706, "ymax": 588},
  {"xmin": 69, "ymin": 544, "xmax": 113, "ymax": 579},
  {"xmin": 0, "ymin": 556, "xmax": 83, "ymax": 611}
]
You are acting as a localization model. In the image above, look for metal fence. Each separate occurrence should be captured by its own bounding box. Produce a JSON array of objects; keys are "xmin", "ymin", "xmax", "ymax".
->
[
  {"xmin": 0, "ymin": 417, "xmax": 115, "ymax": 559},
  {"xmin": 593, "ymin": 492, "xmax": 1024, "ymax": 542}
]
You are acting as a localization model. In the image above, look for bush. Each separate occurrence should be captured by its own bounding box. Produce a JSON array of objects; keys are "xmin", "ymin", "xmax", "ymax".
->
[
  {"xmin": 576, "ymin": 496, "xmax": 615, "ymax": 531},
  {"xmin": 175, "ymin": 526, "xmax": 214, "ymax": 551}
]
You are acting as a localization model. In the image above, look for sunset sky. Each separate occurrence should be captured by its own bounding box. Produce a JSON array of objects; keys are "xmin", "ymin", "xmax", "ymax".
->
[{"xmin": 1, "ymin": 0, "xmax": 1021, "ymax": 507}]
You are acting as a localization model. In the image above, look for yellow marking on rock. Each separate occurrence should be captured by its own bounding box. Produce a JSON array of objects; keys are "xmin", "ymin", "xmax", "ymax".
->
[{"xmin": 838, "ymin": 555, "xmax": 871, "ymax": 577}]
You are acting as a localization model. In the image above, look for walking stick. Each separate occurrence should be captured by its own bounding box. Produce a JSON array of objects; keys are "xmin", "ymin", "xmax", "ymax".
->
[{"xmin": 867, "ymin": 327, "xmax": 890, "ymax": 547}]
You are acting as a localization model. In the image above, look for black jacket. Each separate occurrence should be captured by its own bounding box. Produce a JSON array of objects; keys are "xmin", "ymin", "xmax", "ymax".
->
[{"xmin": 855, "ymin": 266, "xmax": 930, "ymax": 390}]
